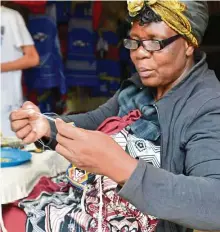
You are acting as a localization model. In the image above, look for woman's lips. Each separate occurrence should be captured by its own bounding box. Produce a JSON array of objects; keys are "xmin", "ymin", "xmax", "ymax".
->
[{"xmin": 138, "ymin": 69, "xmax": 154, "ymax": 78}]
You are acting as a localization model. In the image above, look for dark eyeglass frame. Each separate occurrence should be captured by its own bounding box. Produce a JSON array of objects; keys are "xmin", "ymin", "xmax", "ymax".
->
[{"xmin": 124, "ymin": 34, "xmax": 181, "ymax": 52}]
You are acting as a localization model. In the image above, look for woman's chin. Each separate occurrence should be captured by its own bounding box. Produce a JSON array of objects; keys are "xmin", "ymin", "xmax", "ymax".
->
[{"xmin": 140, "ymin": 76, "xmax": 159, "ymax": 87}]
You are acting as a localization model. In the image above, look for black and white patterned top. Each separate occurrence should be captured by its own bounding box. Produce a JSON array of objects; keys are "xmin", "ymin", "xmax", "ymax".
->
[{"xmin": 111, "ymin": 127, "xmax": 160, "ymax": 168}]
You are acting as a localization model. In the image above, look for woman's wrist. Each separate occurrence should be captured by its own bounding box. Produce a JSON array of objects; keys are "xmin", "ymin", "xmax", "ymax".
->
[
  {"xmin": 44, "ymin": 128, "xmax": 51, "ymax": 138},
  {"xmin": 109, "ymin": 154, "xmax": 138, "ymax": 185}
]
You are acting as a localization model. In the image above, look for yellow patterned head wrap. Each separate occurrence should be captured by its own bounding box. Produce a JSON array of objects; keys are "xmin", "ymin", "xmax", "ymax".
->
[{"xmin": 127, "ymin": 0, "xmax": 209, "ymax": 47}]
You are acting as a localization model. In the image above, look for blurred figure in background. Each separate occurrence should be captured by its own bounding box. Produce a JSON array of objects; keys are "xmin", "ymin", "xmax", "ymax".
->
[{"xmin": 0, "ymin": 5, "xmax": 39, "ymax": 137}]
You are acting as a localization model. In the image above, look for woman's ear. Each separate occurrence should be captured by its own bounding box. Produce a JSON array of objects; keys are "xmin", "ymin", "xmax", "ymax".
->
[{"xmin": 185, "ymin": 41, "xmax": 195, "ymax": 57}]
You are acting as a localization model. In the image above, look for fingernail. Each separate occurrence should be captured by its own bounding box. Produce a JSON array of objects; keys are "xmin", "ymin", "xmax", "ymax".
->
[
  {"xmin": 26, "ymin": 105, "xmax": 34, "ymax": 109},
  {"xmin": 26, "ymin": 109, "xmax": 35, "ymax": 115}
]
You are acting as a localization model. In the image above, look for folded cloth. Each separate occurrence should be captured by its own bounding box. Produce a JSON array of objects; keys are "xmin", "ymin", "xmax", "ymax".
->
[
  {"xmin": 97, "ymin": 109, "xmax": 141, "ymax": 134},
  {"xmin": 2, "ymin": 175, "xmax": 70, "ymax": 232}
]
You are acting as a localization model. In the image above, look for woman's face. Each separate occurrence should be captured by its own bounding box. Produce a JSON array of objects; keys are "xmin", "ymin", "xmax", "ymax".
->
[{"xmin": 130, "ymin": 21, "xmax": 194, "ymax": 90}]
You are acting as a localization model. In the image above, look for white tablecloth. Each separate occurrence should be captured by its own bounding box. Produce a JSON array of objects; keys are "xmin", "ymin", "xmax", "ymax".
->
[{"xmin": 0, "ymin": 150, "xmax": 69, "ymax": 205}]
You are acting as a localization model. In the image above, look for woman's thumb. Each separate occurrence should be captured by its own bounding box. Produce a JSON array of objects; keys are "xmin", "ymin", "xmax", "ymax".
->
[{"xmin": 22, "ymin": 101, "xmax": 39, "ymax": 111}]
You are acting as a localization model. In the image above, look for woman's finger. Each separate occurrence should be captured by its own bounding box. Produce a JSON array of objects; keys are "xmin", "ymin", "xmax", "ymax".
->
[
  {"xmin": 56, "ymin": 133, "xmax": 74, "ymax": 148},
  {"xmin": 22, "ymin": 131, "xmax": 37, "ymax": 144},
  {"xmin": 55, "ymin": 143, "xmax": 74, "ymax": 161},
  {"xmin": 10, "ymin": 110, "xmax": 30, "ymax": 121},
  {"xmin": 16, "ymin": 124, "xmax": 32, "ymax": 139},
  {"xmin": 11, "ymin": 119, "xmax": 29, "ymax": 132},
  {"xmin": 22, "ymin": 101, "xmax": 39, "ymax": 112},
  {"xmin": 55, "ymin": 118, "xmax": 87, "ymax": 140}
]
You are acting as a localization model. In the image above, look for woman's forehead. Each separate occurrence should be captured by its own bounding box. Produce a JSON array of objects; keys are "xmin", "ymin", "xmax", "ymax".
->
[{"xmin": 129, "ymin": 21, "xmax": 177, "ymax": 39}]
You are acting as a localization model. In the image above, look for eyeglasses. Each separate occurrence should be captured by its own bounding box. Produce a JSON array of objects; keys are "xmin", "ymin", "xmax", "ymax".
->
[{"xmin": 123, "ymin": 34, "xmax": 181, "ymax": 52}]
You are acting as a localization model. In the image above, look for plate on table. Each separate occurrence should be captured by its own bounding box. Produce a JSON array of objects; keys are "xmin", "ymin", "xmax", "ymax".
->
[
  {"xmin": 0, "ymin": 136, "xmax": 23, "ymax": 149},
  {"xmin": 0, "ymin": 148, "xmax": 32, "ymax": 168}
]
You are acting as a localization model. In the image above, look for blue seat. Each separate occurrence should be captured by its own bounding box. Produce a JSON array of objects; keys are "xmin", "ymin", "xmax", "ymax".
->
[
  {"xmin": 102, "ymin": 31, "xmax": 119, "ymax": 46},
  {"xmin": 67, "ymin": 28, "xmax": 95, "ymax": 59},
  {"xmin": 54, "ymin": 1, "xmax": 71, "ymax": 23},
  {"xmin": 65, "ymin": 18, "xmax": 98, "ymax": 87},
  {"xmin": 65, "ymin": 55, "xmax": 98, "ymax": 87},
  {"xmin": 97, "ymin": 60, "xmax": 121, "ymax": 78},
  {"xmin": 24, "ymin": 15, "xmax": 66, "ymax": 94},
  {"xmin": 94, "ymin": 31, "xmax": 121, "ymax": 96},
  {"xmin": 72, "ymin": 2, "xmax": 93, "ymax": 19}
]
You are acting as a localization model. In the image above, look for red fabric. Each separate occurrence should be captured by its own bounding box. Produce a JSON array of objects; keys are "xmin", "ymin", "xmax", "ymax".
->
[
  {"xmin": 12, "ymin": 1, "xmax": 46, "ymax": 14},
  {"xmin": 3, "ymin": 204, "xmax": 26, "ymax": 232},
  {"xmin": 26, "ymin": 90, "xmax": 38, "ymax": 105},
  {"xmin": 25, "ymin": 176, "xmax": 69, "ymax": 201},
  {"xmin": 97, "ymin": 109, "xmax": 141, "ymax": 135},
  {"xmin": 2, "ymin": 176, "xmax": 69, "ymax": 232},
  {"xmin": 105, "ymin": 45, "xmax": 120, "ymax": 61},
  {"xmin": 58, "ymin": 24, "xmax": 68, "ymax": 59},
  {"xmin": 92, "ymin": 1, "xmax": 102, "ymax": 30}
]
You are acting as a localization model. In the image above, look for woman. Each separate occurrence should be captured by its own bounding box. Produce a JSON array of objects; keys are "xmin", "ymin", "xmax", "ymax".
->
[{"xmin": 10, "ymin": 0, "xmax": 220, "ymax": 231}]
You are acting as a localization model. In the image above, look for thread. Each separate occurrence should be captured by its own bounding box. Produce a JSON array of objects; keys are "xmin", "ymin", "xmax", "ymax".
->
[
  {"xmin": 24, "ymin": 109, "xmax": 57, "ymax": 122},
  {"xmin": 81, "ymin": 185, "xmax": 88, "ymax": 212},
  {"xmin": 98, "ymin": 176, "xmax": 103, "ymax": 232},
  {"xmin": 37, "ymin": 139, "xmax": 53, "ymax": 151}
]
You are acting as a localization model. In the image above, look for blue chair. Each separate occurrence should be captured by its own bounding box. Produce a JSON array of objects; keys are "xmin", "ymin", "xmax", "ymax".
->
[
  {"xmin": 67, "ymin": 28, "xmax": 94, "ymax": 59},
  {"xmin": 94, "ymin": 31, "xmax": 121, "ymax": 96},
  {"xmin": 65, "ymin": 55, "xmax": 98, "ymax": 87},
  {"xmin": 72, "ymin": 2, "xmax": 93, "ymax": 19},
  {"xmin": 54, "ymin": 1, "xmax": 71, "ymax": 23},
  {"xmin": 24, "ymin": 15, "xmax": 66, "ymax": 94},
  {"xmin": 102, "ymin": 31, "xmax": 119, "ymax": 46},
  {"xmin": 65, "ymin": 18, "xmax": 98, "ymax": 87}
]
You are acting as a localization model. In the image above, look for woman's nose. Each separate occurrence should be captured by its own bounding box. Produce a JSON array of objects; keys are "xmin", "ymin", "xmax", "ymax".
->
[{"xmin": 134, "ymin": 45, "xmax": 152, "ymax": 60}]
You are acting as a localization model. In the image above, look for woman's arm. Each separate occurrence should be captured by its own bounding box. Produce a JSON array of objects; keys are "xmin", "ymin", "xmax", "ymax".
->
[
  {"xmin": 117, "ymin": 97, "xmax": 220, "ymax": 230},
  {"xmin": 39, "ymin": 91, "xmax": 120, "ymax": 150}
]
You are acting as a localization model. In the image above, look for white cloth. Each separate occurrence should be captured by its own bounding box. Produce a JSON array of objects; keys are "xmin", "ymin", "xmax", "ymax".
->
[
  {"xmin": 0, "ymin": 150, "xmax": 69, "ymax": 205},
  {"xmin": 0, "ymin": 150, "xmax": 69, "ymax": 232},
  {"xmin": 0, "ymin": 6, "xmax": 34, "ymax": 137}
]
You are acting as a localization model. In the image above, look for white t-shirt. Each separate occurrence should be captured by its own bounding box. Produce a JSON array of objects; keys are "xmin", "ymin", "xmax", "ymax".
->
[{"xmin": 1, "ymin": 6, "xmax": 34, "ymax": 137}]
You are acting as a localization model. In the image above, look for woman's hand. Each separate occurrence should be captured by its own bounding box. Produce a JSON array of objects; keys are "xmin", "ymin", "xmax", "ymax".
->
[
  {"xmin": 10, "ymin": 101, "xmax": 51, "ymax": 144},
  {"xmin": 55, "ymin": 118, "xmax": 138, "ymax": 184}
]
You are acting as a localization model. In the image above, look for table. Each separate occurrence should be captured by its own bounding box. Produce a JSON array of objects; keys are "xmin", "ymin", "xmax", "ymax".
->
[
  {"xmin": 0, "ymin": 150, "xmax": 69, "ymax": 205},
  {"xmin": 0, "ymin": 150, "xmax": 70, "ymax": 232}
]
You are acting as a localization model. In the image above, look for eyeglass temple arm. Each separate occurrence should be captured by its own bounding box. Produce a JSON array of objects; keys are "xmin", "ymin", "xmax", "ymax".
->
[{"xmin": 159, "ymin": 34, "xmax": 181, "ymax": 49}]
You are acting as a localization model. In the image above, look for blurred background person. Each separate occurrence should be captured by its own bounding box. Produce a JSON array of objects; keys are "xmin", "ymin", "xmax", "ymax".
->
[{"xmin": 0, "ymin": 4, "xmax": 39, "ymax": 137}]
